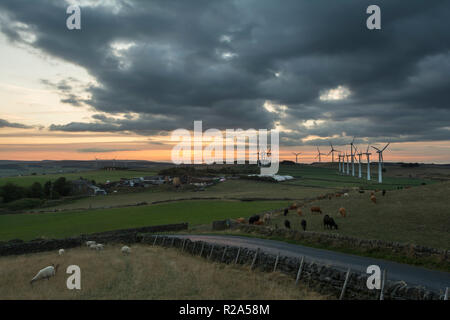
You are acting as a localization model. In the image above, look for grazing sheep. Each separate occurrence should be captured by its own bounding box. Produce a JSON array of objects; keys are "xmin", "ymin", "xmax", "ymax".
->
[
  {"xmin": 86, "ymin": 241, "xmax": 96, "ymax": 247},
  {"xmin": 121, "ymin": 246, "xmax": 131, "ymax": 254},
  {"xmin": 339, "ymin": 207, "xmax": 346, "ymax": 218},
  {"xmin": 301, "ymin": 219, "xmax": 307, "ymax": 231},
  {"xmin": 310, "ymin": 206, "xmax": 322, "ymax": 214},
  {"xmin": 263, "ymin": 213, "xmax": 271, "ymax": 224},
  {"xmin": 296, "ymin": 208, "xmax": 302, "ymax": 216},
  {"xmin": 343, "ymin": 193, "xmax": 349, "ymax": 197},
  {"xmin": 283, "ymin": 208, "xmax": 289, "ymax": 216},
  {"xmin": 236, "ymin": 217, "xmax": 246, "ymax": 224},
  {"xmin": 382, "ymin": 189, "xmax": 386, "ymax": 196},
  {"xmin": 284, "ymin": 220, "xmax": 291, "ymax": 229},
  {"xmin": 90, "ymin": 243, "xmax": 104, "ymax": 250},
  {"xmin": 323, "ymin": 215, "xmax": 338, "ymax": 230},
  {"xmin": 58, "ymin": 249, "xmax": 65, "ymax": 256},
  {"xmin": 248, "ymin": 215, "xmax": 260, "ymax": 225},
  {"xmin": 30, "ymin": 264, "xmax": 59, "ymax": 285},
  {"xmin": 370, "ymin": 195, "xmax": 377, "ymax": 204}
]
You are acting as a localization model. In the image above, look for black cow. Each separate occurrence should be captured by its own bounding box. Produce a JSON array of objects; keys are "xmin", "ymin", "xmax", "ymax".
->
[
  {"xmin": 248, "ymin": 215, "xmax": 260, "ymax": 225},
  {"xmin": 284, "ymin": 220, "xmax": 291, "ymax": 229},
  {"xmin": 283, "ymin": 208, "xmax": 289, "ymax": 216},
  {"xmin": 382, "ymin": 189, "xmax": 386, "ymax": 196},
  {"xmin": 301, "ymin": 219, "xmax": 307, "ymax": 231},
  {"xmin": 323, "ymin": 215, "xmax": 338, "ymax": 230}
]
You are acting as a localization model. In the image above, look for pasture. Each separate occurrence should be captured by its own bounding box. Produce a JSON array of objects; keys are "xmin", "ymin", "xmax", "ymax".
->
[
  {"xmin": 267, "ymin": 181, "xmax": 450, "ymax": 249},
  {"xmin": 0, "ymin": 244, "xmax": 324, "ymax": 299},
  {"xmin": 0, "ymin": 200, "xmax": 287, "ymax": 241},
  {"xmin": 0, "ymin": 169, "xmax": 158, "ymax": 187}
]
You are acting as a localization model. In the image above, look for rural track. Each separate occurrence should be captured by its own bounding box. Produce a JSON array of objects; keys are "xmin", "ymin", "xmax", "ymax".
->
[{"xmin": 170, "ymin": 234, "xmax": 450, "ymax": 293}]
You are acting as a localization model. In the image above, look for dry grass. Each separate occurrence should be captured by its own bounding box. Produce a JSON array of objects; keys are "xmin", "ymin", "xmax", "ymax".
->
[
  {"xmin": 0, "ymin": 244, "xmax": 327, "ymax": 300},
  {"xmin": 268, "ymin": 181, "xmax": 450, "ymax": 249}
]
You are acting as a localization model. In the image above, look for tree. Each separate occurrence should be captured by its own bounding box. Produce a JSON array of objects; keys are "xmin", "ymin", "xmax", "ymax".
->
[
  {"xmin": 53, "ymin": 177, "xmax": 71, "ymax": 197},
  {"xmin": 29, "ymin": 182, "xmax": 44, "ymax": 199},
  {"xmin": 1, "ymin": 183, "xmax": 25, "ymax": 203}
]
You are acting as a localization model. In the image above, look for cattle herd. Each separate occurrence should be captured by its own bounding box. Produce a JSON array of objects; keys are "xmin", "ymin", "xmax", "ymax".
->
[{"xmin": 234, "ymin": 189, "xmax": 387, "ymax": 232}]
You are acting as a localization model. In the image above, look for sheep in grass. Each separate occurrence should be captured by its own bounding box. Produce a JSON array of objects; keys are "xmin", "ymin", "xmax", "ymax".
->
[
  {"xmin": 90, "ymin": 243, "xmax": 104, "ymax": 251},
  {"xmin": 86, "ymin": 241, "xmax": 96, "ymax": 247},
  {"xmin": 58, "ymin": 249, "xmax": 65, "ymax": 256},
  {"xmin": 121, "ymin": 246, "xmax": 131, "ymax": 254},
  {"xmin": 30, "ymin": 264, "xmax": 59, "ymax": 285}
]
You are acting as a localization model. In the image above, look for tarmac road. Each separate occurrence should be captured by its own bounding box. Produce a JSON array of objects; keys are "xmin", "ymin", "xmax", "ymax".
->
[{"xmin": 172, "ymin": 234, "xmax": 450, "ymax": 293}]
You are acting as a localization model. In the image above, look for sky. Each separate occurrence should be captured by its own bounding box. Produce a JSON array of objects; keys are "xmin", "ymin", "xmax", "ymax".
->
[{"xmin": 0, "ymin": 0, "xmax": 449, "ymax": 163}]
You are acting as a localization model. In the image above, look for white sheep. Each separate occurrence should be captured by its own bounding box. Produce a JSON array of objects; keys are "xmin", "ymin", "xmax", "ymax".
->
[
  {"xmin": 86, "ymin": 241, "xmax": 96, "ymax": 247},
  {"xmin": 30, "ymin": 264, "xmax": 59, "ymax": 285},
  {"xmin": 121, "ymin": 246, "xmax": 131, "ymax": 254},
  {"xmin": 58, "ymin": 249, "xmax": 65, "ymax": 256},
  {"xmin": 90, "ymin": 243, "xmax": 104, "ymax": 251},
  {"xmin": 344, "ymin": 193, "xmax": 349, "ymax": 197}
]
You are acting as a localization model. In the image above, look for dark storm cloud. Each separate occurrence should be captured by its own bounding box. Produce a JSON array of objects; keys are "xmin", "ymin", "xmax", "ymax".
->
[
  {"xmin": 0, "ymin": 119, "xmax": 32, "ymax": 129},
  {"xmin": 1, "ymin": 0, "xmax": 449, "ymax": 145}
]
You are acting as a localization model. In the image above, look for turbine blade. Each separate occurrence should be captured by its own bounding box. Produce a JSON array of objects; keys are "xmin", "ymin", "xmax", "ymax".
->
[{"xmin": 382, "ymin": 142, "xmax": 390, "ymax": 152}]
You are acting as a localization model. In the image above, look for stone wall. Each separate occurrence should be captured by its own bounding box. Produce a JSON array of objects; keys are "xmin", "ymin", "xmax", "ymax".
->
[
  {"xmin": 142, "ymin": 235, "xmax": 444, "ymax": 300},
  {"xmin": 0, "ymin": 223, "xmax": 188, "ymax": 256},
  {"xmin": 234, "ymin": 225, "xmax": 449, "ymax": 262}
]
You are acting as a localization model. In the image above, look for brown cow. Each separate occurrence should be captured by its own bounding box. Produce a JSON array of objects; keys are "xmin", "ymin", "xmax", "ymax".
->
[
  {"xmin": 297, "ymin": 208, "xmax": 303, "ymax": 216},
  {"xmin": 370, "ymin": 195, "xmax": 377, "ymax": 204},
  {"xmin": 289, "ymin": 203, "xmax": 298, "ymax": 210},
  {"xmin": 236, "ymin": 217, "xmax": 246, "ymax": 224},
  {"xmin": 254, "ymin": 220, "xmax": 264, "ymax": 226},
  {"xmin": 310, "ymin": 206, "xmax": 322, "ymax": 214},
  {"xmin": 339, "ymin": 207, "xmax": 346, "ymax": 218},
  {"xmin": 335, "ymin": 193, "xmax": 342, "ymax": 198}
]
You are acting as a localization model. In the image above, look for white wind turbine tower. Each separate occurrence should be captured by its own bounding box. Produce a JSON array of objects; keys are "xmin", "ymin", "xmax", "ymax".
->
[
  {"xmin": 292, "ymin": 152, "xmax": 301, "ymax": 164},
  {"xmin": 355, "ymin": 146, "xmax": 363, "ymax": 179},
  {"xmin": 315, "ymin": 146, "xmax": 326, "ymax": 163},
  {"xmin": 337, "ymin": 152, "xmax": 343, "ymax": 173},
  {"xmin": 371, "ymin": 143, "xmax": 390, "ymax": 184},
  {"xmin": 350, "ymin": 137, "xmax": 356, "ymax": 177},
  {"xmin": 363, "ymin": 144, "xmax": 372, "ymax": 181},
  {"xmin": 345, "ymin": 152, "xmax": 350, "ymax": 175}
]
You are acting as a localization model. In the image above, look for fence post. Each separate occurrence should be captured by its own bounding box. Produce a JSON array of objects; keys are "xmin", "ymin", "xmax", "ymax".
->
[
  {"xmin": 199, "ymin": 242, "xmax": 205, "ymax": 257},
  {"xmin": 221, "ymin": 246, "xmax": 228, "ymax": 262},
  {"xmin": 181, "ymin": 239, "xmax": 186, "ymax": 252},
  {"xmin": 444, "ymin": 287, "xmax": 448, "ymax": 300},
  {"xmin": 234, "ymin": 247, "xmax": 241, "ymax": 264},
  {"xmin": 295, "ymin": 256, "xmax": 304, "ymax": 286},
  {"xmin": 161, "ymin": 237, "xmax": 166, "ymax": 247},
  {"xmin": 153, "ymin": 235, "xmax": 158, "ymax": 246},
  {"xmin": 171, "ymin": 237, "xmax": 175, "ymax": 247},
  {"xmin": 251, "ymin": 248, "xmax": 260, "ymax": 270},
  {"xmin": 273, "ymin": 252, "xmax": 280, "ymax": 272},
  {"xmin": 208, "ymin": 244, "xmax": 215, "ymax": 260},
  {"xmin": 192, "ymin": 242, "xmax": 197, "ymax": 254},
  {"xmin": 339, "ymin": 268, "xmax": 351, "ymax": 300},
  {"xmin": 379, "ymin": 269, "xmax": 387, "ymax": 300}
]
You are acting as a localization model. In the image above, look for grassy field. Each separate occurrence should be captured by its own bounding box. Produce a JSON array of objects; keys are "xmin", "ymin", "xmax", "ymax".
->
[
  {"xmin": 279, "ymin": 164, "xmax": 433, "ymax": 190},
  {"xmin": 0, "ymin": 200, "xmax": 287, "ymax": 241},
  {"xmin": 49, "ymin": 179, "xmax": 334, "ymax": 211},
  {"xmin": 0, "ymin": 169, "xmax": 158, "ymax": 187},
  {"xmin": 267, "ymin": 181, "xmax": 450, "ymax": 249},
  {"xmin": 0, "ymin": 244, "xmax": 325, "ymax": 299}
]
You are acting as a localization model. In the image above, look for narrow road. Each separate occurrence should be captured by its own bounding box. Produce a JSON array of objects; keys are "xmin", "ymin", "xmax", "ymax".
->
[{"xmin": 172, "ymin": 234, "xmax": 450, "ymax": 293}]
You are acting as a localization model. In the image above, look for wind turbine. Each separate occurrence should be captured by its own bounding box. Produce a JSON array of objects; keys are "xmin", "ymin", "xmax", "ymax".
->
[
  {"xmin": 328, "ymin": 142, "xmax": 339, "ymax": 163},
  {"xmin": 345, "ymin": 152, "xmax": 350, "ymax": 175},
  {"xmin": 363, "ymin": 144, "xmax": 372, "ymax": 181},
  {"xmin": 315, "ymin": 146, "xmax": 326, "ymax": 163},
  {"xmin": 337, "ymin": 152, "xmax": 343, "ymax": 173},
  {"xmin": 371, "ymin": 143, "xmax": 390, "ymax": 183},
  {"xmin": 292, "ymin": 152, "xmax": 301, "ymax": 164},
  {"xmin": 354, "ymin": 146, "xmax": 363, "ymax": 179},
  {"xmin": 350, "ymin": 137, "xmax": 356, "ymax": 177}
]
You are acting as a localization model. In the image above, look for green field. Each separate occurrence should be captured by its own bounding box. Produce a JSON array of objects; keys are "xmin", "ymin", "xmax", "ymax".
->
[
  {"xmin": 0, "ymin": 200, "xmax": 286, "ymax": 241},
  {"xmin": 268, "ymin": 181, "xmax": 450, "ymax": 249},
  {"xmin": 49, "ymin": 179, "xmax": 333, "ymax": 211},
  {"xmin": 0, "ymin": 169, "xmax": 158, "ymax": 187},
  {"xmin": 279, "ymin": 165, "xmax": 433, "ymax": 190}
]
